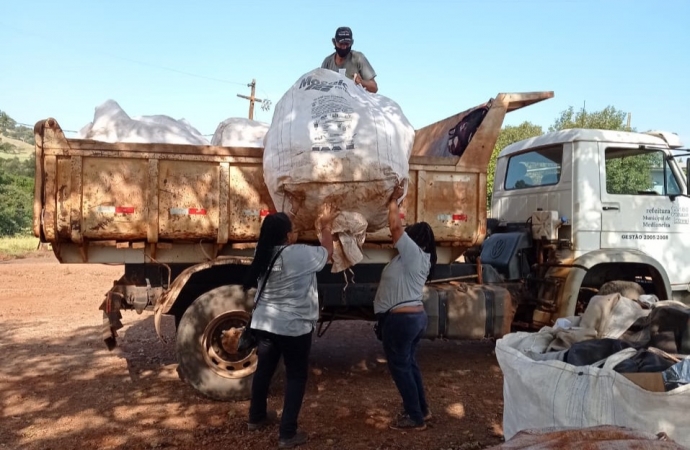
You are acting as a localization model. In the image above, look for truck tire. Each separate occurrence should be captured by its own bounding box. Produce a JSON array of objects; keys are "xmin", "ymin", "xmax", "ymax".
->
[
  {"xmin": 175, "ymin": 284, "xmax": 258, "ymax": 401},
  {"xmin": 598, "ymin": 280, "xmax": 645, "ymax": 300}
]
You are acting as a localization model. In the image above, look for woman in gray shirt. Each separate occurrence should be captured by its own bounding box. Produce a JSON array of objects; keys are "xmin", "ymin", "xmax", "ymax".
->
[
  {"xmin": 244, "ymin": 210, "xmax": 334, "ymax": 448},
  {"xmin": 374, "ymin": 186, "xmax": 437, "ymax": 431}
]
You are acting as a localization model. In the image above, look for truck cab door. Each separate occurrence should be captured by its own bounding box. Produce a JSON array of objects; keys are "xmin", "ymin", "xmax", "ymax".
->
[{"xmin": 599, "ymin": 145, "xmax": 690, "ymax": 297}]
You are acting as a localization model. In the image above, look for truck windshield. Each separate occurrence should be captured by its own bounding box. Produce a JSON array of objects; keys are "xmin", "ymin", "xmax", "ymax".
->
[
  {"xmin": 505, "ymin": 146, "xmax": 562, "ymax": 190},
  {"xmin": 604, "ymin": 147, "xmax": 682, "ymax": 196}
]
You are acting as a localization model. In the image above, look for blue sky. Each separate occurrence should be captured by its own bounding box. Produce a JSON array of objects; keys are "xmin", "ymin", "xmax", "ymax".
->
[{"xmin": 1, "ymin": 0, "xmax": 689, "ymax": 144}]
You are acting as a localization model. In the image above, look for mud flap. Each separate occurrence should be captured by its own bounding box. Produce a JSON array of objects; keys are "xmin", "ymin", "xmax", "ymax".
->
[{"xmin": 99, "ymin": 291, "xmax": 124, "ymax": 351}]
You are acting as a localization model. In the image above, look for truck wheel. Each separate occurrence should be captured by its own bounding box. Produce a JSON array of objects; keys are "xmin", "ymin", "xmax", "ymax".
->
[{"xmin": 175, "ymin": 284, "xmax": 257, "ymax": 401}]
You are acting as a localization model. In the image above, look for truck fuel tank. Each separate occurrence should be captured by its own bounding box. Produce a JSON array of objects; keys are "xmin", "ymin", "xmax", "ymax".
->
[{"xmin": 423, "ymin": 283, "xmax": 515, "ymax": 340}]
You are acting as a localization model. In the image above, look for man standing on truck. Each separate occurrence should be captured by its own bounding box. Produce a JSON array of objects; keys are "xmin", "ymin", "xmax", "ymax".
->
[{"xmin": 321, "ymin": 26, "xmax": 378, "ymax": 93}]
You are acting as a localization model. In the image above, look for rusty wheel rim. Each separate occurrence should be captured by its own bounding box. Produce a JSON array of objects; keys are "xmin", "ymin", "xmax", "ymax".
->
[{"xmin": 201, "ymin": 311, "xmax": 258, "ymax": 379}]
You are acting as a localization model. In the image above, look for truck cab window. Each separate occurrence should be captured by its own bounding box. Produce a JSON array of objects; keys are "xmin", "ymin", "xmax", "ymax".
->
[
  {"xmin": 505, "ymin": 146, "xmax": 562, "ymax": 190},
  {"xmin": 605, "ymin": 148, "xmax": 682, "ymax": 196}
]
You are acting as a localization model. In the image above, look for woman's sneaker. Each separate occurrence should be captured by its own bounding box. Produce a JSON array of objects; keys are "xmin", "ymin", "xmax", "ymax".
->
[
  {"xmin": 397, "ymin": 409, "xmax": 433, "ymax": 422},
  {"xmin": 278, "ymin": 430, "xmax": 308, "ymax": 448},
  {"xmin": 389, "ymin": 414, "xmax": 427, "ymax": 431},
  {"xmin": 247, "ymin": 410, "xmax": 278, "ymax": 431}
]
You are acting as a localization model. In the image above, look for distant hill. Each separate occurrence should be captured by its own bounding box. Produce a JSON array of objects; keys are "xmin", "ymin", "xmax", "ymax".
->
[
  {"xmin": 0, "ymin": 134, "xmax": 34, "ymax": 160},
  {"xmin": 0, "ymin": 110, "xmax": 34, "ymax": 161}
]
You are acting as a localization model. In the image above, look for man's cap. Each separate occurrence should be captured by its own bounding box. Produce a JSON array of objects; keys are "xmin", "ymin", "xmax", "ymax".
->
[{"xmin": 334, "ymin": 27, "xmax": 353, "ymax": 44}]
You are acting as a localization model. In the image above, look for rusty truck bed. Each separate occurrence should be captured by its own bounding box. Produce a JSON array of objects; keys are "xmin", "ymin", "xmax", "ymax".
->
[{"xmin": 33, "ymin": 91, "xmax": 553, "ymax": 265}]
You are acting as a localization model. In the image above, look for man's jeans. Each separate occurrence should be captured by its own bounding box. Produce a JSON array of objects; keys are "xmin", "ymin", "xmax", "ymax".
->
[
  {"xmin": 248, "ymin": 330, "xmax": 312, "ymax": 439},
  {"xmin": 382, "ymin": 310, "xmax": 429, "ymax": 424}
]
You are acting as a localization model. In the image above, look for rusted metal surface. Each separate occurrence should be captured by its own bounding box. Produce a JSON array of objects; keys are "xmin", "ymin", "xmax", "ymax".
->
[
  {"xmin": 43, "ymin": 155, "xmax": 57, "ymax": 242},
  {"xmin": 228, "ymin": 165, "xmax": 276, "ymax": 241},
  {"xmin": 418, "ymin": 171, "xmax": 481, "ymax": 245},
  {"xmin": 412, "ymin": 92, "xmax": 554, "ymax": 168},
  {"xmin": 82, "ymin": 157, "xmax": 148, "ymax": 240},
  {"xmin": 55, "ymin": 157, "xmax": 71, "ymax": 238},
  {"xmin": 69, "ymin": 156, "xmax": 83, "ymax": 244},
  {"xmin": 158, "ymin": 160, "xmax": 220, "ymax": 240},
  {"xmin": 218, "ymin": 163, "xmax": 230, "ymax": 244},
  {"xmin": 32, "ymin": 121, "xmax": 45, "ymax": 238},
  {"xmin": 47, "ymin": 137, "xmax": 265, "ymax": 158}
]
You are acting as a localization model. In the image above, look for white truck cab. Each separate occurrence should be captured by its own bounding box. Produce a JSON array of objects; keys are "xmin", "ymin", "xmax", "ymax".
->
[{"xmin": 491, "ymin": 128, "xmax": 690, "ymax": 325}]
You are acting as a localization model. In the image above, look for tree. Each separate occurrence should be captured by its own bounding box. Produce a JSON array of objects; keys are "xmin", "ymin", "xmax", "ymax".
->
[
  {"xmin": 549, "ymin": 105, "xmax": 658, "ymax": 195},
  {"xmin": 0, "ymin": 171, "xmax": 33, "ymax": 236},
  {"xmin": 0, "ymin": 111, "xmax": 16, "ymax": 130},
  {"xmin": 0, "ymin": 140, "xmax": 20, "ymax": 154},
  {"xmin": 487, "ymin": 122, "xmax": 543, "ymax": 207},
  {"xmin": 549, "ymin": 105, "xmax": 631, "ymax": 132},
  {"xmin": 0, "ymin": 110, "xmax": 34, "ymax": 145}
]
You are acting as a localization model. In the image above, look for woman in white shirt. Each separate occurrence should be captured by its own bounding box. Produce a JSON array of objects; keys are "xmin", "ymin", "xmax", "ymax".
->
[{"xmin": 243, "ymin": 210, "xmax": 334, "ymax": 449}]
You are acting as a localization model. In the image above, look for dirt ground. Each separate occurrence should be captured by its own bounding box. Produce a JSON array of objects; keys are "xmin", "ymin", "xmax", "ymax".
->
[{"xmin": 0, "ymin": 252, "xmax": 505, "ymax": 450}]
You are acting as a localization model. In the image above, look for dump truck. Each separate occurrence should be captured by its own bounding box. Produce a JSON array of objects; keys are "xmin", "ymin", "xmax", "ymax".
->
[{"xmin": 32, "ymin": 90, "xmax": 690, "ymax": 401}]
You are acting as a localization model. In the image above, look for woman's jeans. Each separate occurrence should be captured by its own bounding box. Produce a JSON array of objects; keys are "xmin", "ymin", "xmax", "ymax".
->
[
  {"xmin": 248, "ymin": 329, "xmax": 312, "ymax": 439},
  {"xmin": 382, "ymin": 311, "xmax": 429, "ymax": 424}
]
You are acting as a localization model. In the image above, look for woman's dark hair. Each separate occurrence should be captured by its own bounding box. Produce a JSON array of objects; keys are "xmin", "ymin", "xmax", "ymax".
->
[
  {"xmin": 242, "ymin": 212, "xmax": 292, "ymax": 291},
  {"xmin": 405, "ymin": 222, "xmax": 437, "ymax": 282}
]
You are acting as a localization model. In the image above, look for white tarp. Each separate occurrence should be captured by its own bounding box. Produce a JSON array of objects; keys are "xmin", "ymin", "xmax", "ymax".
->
[
  {"xmin": 495, "ymin": 332, "xmax": 690, "ymax": 446},
  {"xmin": 77, "ymin": 100, "xmax": 209, "ymax": 145},
  {"xmin": 211, "ymin": 117, "xmax": 268, "ymax": 148},
  {"xmin": 263, "ymin": 68, "xmax": 415, "ymax": 272}
]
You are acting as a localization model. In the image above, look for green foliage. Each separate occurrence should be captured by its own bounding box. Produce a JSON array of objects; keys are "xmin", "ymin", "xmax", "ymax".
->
[
  {"xmin": 0, "ymin": 108, "xmax": 36, "ymax": 236},
  {"xmin": 0, "ymin": 109, "xmax": 34, "ymax": 145},
  {"xmin": 548, "ymin": 105, "xmax": 632, "ymax": 132},
  {"xmin": 604, "ymin": 152, "xmax": 659, "ymax": 195},
  {"xmin": 0, "ymin": 141, "xmax": 19, "ymax": 154},
  {"xmin": 0, "ymin": 234, "xmax": 40, "ymax": 257},
  {"xmin": 487, "ymin": 122, "xmax": 543, "ymax": 205},
  {"xmin": 0, "ymin": 169, "xmax": 34, "ymax": 236}
]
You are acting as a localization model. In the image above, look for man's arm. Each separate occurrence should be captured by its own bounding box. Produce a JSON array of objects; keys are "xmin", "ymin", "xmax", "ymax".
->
[
  {"xmin": 355, "ymin": 52, "xmax": 378, "ymax": 93},
  {"xmin": 356, "ymin": 75, "xmax": 378, "ymax": 93}
]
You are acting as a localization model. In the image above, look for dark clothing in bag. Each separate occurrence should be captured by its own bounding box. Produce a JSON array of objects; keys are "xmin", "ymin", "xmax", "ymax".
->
[
  {"xmin": 565, "ymin": 339, "xmax": 633, "ymax": 366},
  {"xmin": 613, "ymin": 350, "xmax": 678, "ymax": 373},
  {"xmin": 621, "ymin": 302, "xmax": 690, "ymax": 354}
]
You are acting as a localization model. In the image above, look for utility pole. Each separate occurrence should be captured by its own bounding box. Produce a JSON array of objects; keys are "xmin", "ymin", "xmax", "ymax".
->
[
  {"xmin": 626, "ymin": 112, "xmax": 631, "ymax": 129},
  {"xmin": 237, "ymin": 79, "xmax": 264, "ymax": 120}
]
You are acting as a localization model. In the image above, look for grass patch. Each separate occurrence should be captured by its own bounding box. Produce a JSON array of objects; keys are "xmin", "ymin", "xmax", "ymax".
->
[
  {"xmin": 0, "ymin": 235, "xmax": 42, "ymax": 259},
  {"xmin": 0, "ymin": 134, "xmax": 34, "ymax": 161}
]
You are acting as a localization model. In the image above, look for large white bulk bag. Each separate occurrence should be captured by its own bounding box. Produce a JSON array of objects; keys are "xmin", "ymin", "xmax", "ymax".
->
[
  {"xmin": 263, "ymin": 68, "xmax": 415, "ymax": 272},
  {"xmin": 495, "ymin": 332, "xmax": 690, "ymax": 447},
  {"xmin": 77, "ymin": 100, "xmax": 209, "ymax": 145},
  {"xmin": 211, "ymin": 117, "xmax": 268, "ymax": 148}
]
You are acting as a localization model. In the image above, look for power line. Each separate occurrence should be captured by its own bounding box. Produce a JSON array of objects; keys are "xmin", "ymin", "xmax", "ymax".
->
[{"xmin": 1, "ymin": 22, "xmax": 250, "ymax": 87}]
